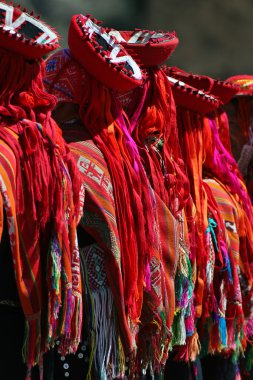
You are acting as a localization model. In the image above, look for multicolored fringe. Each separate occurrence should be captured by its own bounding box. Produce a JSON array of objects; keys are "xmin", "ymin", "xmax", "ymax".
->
[
  {"xmin": 0, "ymin": 118, "xmax": 82, "ymax": 368},
  {"xmin": 172, "ymin": 238, "xmax": 194, "ymax": 348},
  {"xmin": 80, "ymin": 244, "xmax": 125, "ymax": 379}
]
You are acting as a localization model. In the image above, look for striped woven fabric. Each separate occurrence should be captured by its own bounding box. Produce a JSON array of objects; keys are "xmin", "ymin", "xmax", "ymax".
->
[
  {"xmin": 0, "ymin": 128, "xmax": 42, "ymax": 320},
  {"xmin": 0, "ymin": 123, "xmax": 83, "ymax": 367},
  {"xmin": 203, "ymin": 177, "xmax": 253, "ymax": 353},
  {"xmin": 0, "ymin": 131, "xmax": 20, "ymax": 306},
  {"xmin": 0, "ymin": 128, "xmax": 47, "ymax": 366},
  {"xmin": 64, "ymin": 128, "xmax": 188, "ymax": 375},
  {"xmin": 135, "ymin": 190, "xmax": 180, "ymax": 373},
  {"xmin": 205, "ymin": 177, "xmax": 253, "ymax": 289},
  {"xmin": 204, "ymin": 178, "xmax": 240, "ymax": 264},
  {"xmin": 63, "ymin": 129, "xmax": 133, "ymax": 358}
]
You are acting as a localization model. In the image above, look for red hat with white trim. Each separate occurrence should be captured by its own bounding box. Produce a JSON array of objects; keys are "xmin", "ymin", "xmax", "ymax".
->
[
  {"xmin": 108, "ymin": 28, "xmax": 179, "ymax": 67},
  {"xmin": 68, "ymin": 14, "xmax": 144, "ymax": 91},
  {"xmin": 166, "ymin": 66, "xmax": 240, "ymax": 105},
  {"xmin": 166, "ymin": 67, "xmax": 239, "ymax": 104},
  {"xmin": 162, "ymin": 66, "xmax": 220, "ymax": 114},
  {"xmin": 0, "ymin": 1, "xmax": 59, "ymax": 59}
]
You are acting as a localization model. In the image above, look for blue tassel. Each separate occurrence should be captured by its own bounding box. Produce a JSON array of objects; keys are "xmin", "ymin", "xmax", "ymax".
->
[
  {"xmin": 219, "ymin": 316, "xmax": 227, "ymax": 346},
  {"xmin": 221, "ymin": 246, "xmax": 233, "ymax": 284},
  {"xmin": 206, "ymin": 218, "xmax": 218, "ymax": 252},
  {"xmin": 225, "ymin": 254, "xmax": 233, "ymax": 284}
]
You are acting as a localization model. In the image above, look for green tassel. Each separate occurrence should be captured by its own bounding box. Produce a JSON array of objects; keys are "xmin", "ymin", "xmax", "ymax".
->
[
  {"xmin": 245, "ymin": 344, "xmax": 253, "ymax": 373},
  {"xmin": 172, "ymin": 311, "xmax": 186, "ymax": 346}
]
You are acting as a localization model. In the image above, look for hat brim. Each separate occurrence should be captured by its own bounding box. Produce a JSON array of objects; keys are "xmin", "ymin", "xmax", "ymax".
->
[
  {"xmin": 166, "ymin": 66, "xmax": 239, "ymax": 105},
  {"xmin": 167, "ymin": 75, "xmax": 220, "ymax": 114}
]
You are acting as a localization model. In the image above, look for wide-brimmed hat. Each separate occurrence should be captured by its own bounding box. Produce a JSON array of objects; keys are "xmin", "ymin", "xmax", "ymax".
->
[
  {"xmin": 108, "ymin": 28, "xmax": 179, "ymax": 67},
  {"xmin": 167, "ymin": 76, "xmax": 220, "ymax": 114},
  {"xmin": 68, "ymin": 14, "xmax": 144, "ymax": 91},
  {"xmin": 226, "ymin": 75, "xmax": 253, "ymax": 97},
  {"xmin": 163, "ymin": 66, "xmax": 220, "ymax": 114},
  {"xmin": 166, "ymin": 66, "xmax": 240, "ymax": 105},
  {"xmin": 0, "ymin": 1, "xmax": 59, "ymax": 59}
]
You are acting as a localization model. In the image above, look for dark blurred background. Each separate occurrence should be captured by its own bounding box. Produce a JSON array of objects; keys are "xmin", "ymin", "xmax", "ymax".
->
[{"xmin": 23, "ymin": 0, "xmax": 253, "ymax": 79}]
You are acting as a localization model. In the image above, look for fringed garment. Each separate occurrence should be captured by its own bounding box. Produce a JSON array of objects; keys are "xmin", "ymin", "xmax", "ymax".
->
[
  {"xmin": 64, "ymin": 128, "xmax": 126, "ymax": 379},
  {"xmin": 0, "ymin": 121, "xmax": 82, "ymax": 368},
  {"xmin": 0, "ymin": 45, "xmax": 82, "ymax": 373}
]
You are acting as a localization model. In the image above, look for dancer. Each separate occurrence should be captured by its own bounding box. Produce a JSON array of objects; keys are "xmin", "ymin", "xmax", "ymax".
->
[{"xmin": 0, "ymin": 3, "xmax": 82, "ymax": 379}]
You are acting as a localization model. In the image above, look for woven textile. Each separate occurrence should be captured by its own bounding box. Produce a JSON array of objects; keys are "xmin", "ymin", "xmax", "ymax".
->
[
  {"xmin": 0, "ymin": 122, "xmax": 82, "ymax": 367},
  {"xmin": 205, "ymin": 178, "xmax": 253, "ymax": 310},
  {"xmin": 80, "ymin": 243, "xmax": 124, "ymax": 379},
  {"xmin": 135, "ymin": 190, "xmax": 181, "ymax": 374},
  {"xmin": 204, "ymin": 179, "xmax": 240, "ymax": 264},
  {"xmin": 203, "ymin": 178, "xmax": 253, "ymax": 355},
  {"xmin": 44, "ymin": 49, "xmax": 87, "ymax": 104},
  {"xmin": 115, "ymin": 66, "xmax": 195, "ymax": 369},
  {"xmin": 45, "ymin": 48, "xmax": 155, "ymax": 328},
  {"xmin": 63, "ymin": 128, "xmax": 133, "ymax": 358}
]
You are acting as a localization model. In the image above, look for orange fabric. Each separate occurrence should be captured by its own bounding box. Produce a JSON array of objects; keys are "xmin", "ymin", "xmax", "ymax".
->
[{"xmin": 0, "ymin": 194, "xmax": 2, "ymax": 241}]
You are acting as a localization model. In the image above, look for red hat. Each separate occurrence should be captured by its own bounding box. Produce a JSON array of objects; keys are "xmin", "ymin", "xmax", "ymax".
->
[
  {"xmin": 225, "ymin": 75, "xmax": 253, "ymax": 96},
  {"xmin": 167, "ymin": 76, "xmax": 220, "ymax": 114},
  {"xmin": 108, "ymin": 29, "xmax": 179, "ymax": 67},
  {"xmin": 68, "ymin": 14, "xmax": 144, "ymax": 92},
  {"xmin": 0, "ymin": 2, "xmax": 59, "ymax": 60},
  {"xmin": 166, "ymin": 66, "xmax": 240, "ymax": 105},
  {"xmin": 211, "ymin": 80, "xmax": 240, "ymax": 104},
  {"xmin": 166, "ymin": 66, "xmax": 213, "ymax": 91},
  {"xmin": 163, "ymin": 67, "xmax": 220, "ymax": 114}
]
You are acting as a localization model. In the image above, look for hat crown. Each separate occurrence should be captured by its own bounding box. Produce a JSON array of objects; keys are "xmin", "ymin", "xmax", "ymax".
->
[
  {"xmin": 110, "ymin": 29, "xmax": 178, "ymax": 68},
  {"xmin": 109, "ymin": 29, "xmax": 176, "ymax": 45},
  {"xmin": 76, "ymin": 15, "xmax": 142, "ymax": 81}
]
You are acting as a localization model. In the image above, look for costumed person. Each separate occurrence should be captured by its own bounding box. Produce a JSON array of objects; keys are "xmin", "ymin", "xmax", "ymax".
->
[
  {"xmin": 107, "ymin": 28, "xmax": 198, "ymax": 378},
  {"xmin": 224, "ymin": 75, "xmax": 253, "ymax": 202},
  {"xmin": 163, "ymin": 68, "xmax": 223, "ymax": 380},
  {"xmin": 224, "ymin": 75, "xmax": 253, "ymax": 379},
  {"xmin": 45, "ymin": 13, "xmax": 155, "ymax": 380},
  {"xmin": 0, "ymin": 3, "xmax": 82, "ymax": 380},
  {"xmin": 201, "ymin": 99, "xmax": 253, "ymax": 380},
  {"xmin": 44, "ymin": 14, "xmax": 193, "ymax": 379},
  {"xmin": 165, "ymin": 66, "xmax": 253, "ymax": 380}
]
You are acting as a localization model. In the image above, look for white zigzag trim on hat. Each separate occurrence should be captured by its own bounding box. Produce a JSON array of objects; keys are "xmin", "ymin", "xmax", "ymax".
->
[
  {"xmin": 0, "ymin": 3, "xmax": 57, "ymax": 45},
  {"xmin": 80, "ymin": 16, "xmax": 142, "ymax": 81}
]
